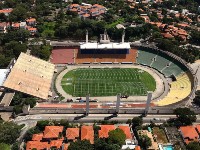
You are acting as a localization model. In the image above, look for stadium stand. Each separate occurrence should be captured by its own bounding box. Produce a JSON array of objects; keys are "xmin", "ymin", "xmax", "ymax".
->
[
  {"xmin": 151, "ymin": 52, "xmax": 171, "ymax": 71},
  {"xmin": 162, "ymin": 61, "xmax": 187, "ymax": 77},
  {"xmin": 155, "ymin": 73, "xmax": 191, "ymax": 106},
  {"xmin": 137, "ymin": 48, "xmax": 157, "ymax": 66},
  {"xmin": 50, "ymin": 48, "xmax": 76, "ymax": 64},
  {"xmin": 75, "ymin": 49, "xmax": 137, "ymax": 63}
]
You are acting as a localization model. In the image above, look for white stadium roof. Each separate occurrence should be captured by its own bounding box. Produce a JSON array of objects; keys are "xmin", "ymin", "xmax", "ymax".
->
[
  {"xmin": 3, "ymin": 53, "xmax": 55, "ymax": 99},
  {"xmin": 80, "ymin": 42, "xmax": 130, "ymax": 49}
]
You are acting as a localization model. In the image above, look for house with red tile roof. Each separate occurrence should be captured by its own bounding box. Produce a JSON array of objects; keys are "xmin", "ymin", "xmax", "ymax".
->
[
  {"xmin": 12, "ymin": 22, "xmax": 20, "ymax": 29},
  {"xmin": 32, "ymin": 133, "xmax": 43, "ymax": 141},
  {"xmin": 99, "ymin": 125, "xmax": 116, "ymax": 138},
  {"xmin": 26, "ymin": 141, "xmax": 50, "ymax": 150},
  {"xmin": 81, "ymin": 125, "xmax": 94, "ymax": 144},
  {"xmin": 43, "ymin": 126, "xmax": 64, "ymax": 139},
  {"xmin": 66, "ymin": 128, "xmax": 79, "ymax": 141},
  {"xmin": 118, "ymin": 126, "xmax": 133, "ymax": 140},
  {"xmin": 179, "ymin": 126, "xmax": 199, "ymax": 144},
  {"xmin": 50, "ymin": 140, "xmax": 63, "ymax": 149},
  {"xmin": 27, "ymin": 26, "xmax": 37, "ymax": 35},
  {"xmin": 63, "ymin": 143, "xmax": 70, "ymax": 150},
  {"xmin": 0, "ymin": 8, "xmax": 13, "ymax": 16},
  {"xmin": 135, "ymin": 145, "xmax": 141, "ymax": 150},
  {"xmin": 26, "ymin": 18, "xmax": 36, "ymax": 26},
  {"xmin": 0, "ymin": 22, "xmax": 8, "ymax": 33}
]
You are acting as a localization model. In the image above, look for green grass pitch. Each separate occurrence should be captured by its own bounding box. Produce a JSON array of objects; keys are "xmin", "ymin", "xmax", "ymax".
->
[{"xmin": 61, "ymin": 68, "xmax": 156, "ymax": 97}]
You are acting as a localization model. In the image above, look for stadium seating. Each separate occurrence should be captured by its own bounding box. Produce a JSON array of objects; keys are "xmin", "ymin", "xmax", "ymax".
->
[
  {"xmin": 75, "ymin": 49, "xmax": 138, "ymax": 63},
  {"xmin": 155, "ymin": 73, "xmax": 191, "ymax": 106},
  {"xmin": 162, "ymin": 61, "xmax": 187, "ymax": 77},
  {"xmin": 151, "ymin": 52, "xmax": 171, "ymax": 71},
  {"xmin": 137, "ymin": 49, "xmax": 157, "ymax": 66}
]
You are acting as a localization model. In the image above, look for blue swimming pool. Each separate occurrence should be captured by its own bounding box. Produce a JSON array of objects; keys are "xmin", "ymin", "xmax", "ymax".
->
[{"xmin": 163, "ymin": 145, "xmax": 174, "ymax": 150}]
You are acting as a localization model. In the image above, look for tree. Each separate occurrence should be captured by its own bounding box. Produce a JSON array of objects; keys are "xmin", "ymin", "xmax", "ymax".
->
[
  {"xmin": 68, "ymin": 140, "xmax": 93, "ymax": 150},
  {"xmin": 132, "ymin": 117, "xmax": 143, "ymax": 127},
  {"xmin": 0, "ymin": 143, "xmax": 10, "ymax": 150},
  {"xmin": 94, "ymin": 138, "xmax": 120, "ymax": 150},
  {"xmin": 186, "ymin": 141, "xmax": 200, "ymax": 150},
  {"xmin": 11, "ymin": 142, "xmax": 19, "ymax": 150},
  {"xmin": 108, "ymin": 128, "xmax": 126, "ymax": 146},
  {"xmin": 138, "ymin": 135, "xmax": 152, "ymax": 149},
  {"xmin": 23, "ymin": 97, "xmax": 36, "ymax": 108},
  {"xmin": 0, "ymin": 122, "xmax": 22, "ymax": 144},
  {"xmin": 174, "ymin": 108, "xmax": 196, "ymax": 125},
  {"xmin": 24, "ymin": 127, "xmax": 41, "ymax": 142},
  {"xmin": 36, "ymin": 120, "xmax": 50, "ymax": 131}
]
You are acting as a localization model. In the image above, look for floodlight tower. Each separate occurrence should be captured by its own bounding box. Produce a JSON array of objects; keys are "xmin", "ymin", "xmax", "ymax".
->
[
  {"xmin": 144, "ymin": 92, "xmax": 152, "ymax": 116},
  {"xmin": 116, "ymin": 94, "xmax": 121, "ymax": 114},
  {"xmin": 86, "ymin": 30, "xmax": 88, "ymax": 43},
  {"xmin": 86, "ymin": 94, "xmax": 90, "ymax": 116}
]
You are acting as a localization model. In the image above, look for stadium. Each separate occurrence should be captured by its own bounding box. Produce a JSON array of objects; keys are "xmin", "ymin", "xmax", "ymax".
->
[
  {"xmin": 51, "ymin": 31, "xmax": 197, "ymax": 107},
  {"xmin": 0, "ymin": 30, "xmax": 197, "ymax": 112}
]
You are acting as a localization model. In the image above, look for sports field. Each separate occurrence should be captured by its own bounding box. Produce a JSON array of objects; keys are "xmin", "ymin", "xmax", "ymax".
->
[{"xmin": 61, "ymin": 68, "xmax": 156, "ymax": 97}]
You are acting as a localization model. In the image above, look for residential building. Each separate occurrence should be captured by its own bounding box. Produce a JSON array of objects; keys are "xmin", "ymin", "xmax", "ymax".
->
[
  {"xmin": 66, "ymin": 128, "xmax": 79, "ymax": 141},
  {"xmin": 20, "ymin": 22, "xmax": 27, "ymax": 29},
  {"xmin": 0, "ymin": 8, "xmax": 13, "ymax": 16},
  {"xmin": 43, "ymin": 126, "xmax": 64, "ymax": 139},
  {"xmin": 99, "ymin": 125, "xmax": 116, "ymax": 138},
  {"xmin": 81, "ymin": 125, "xmax": 94, "ymax": 144},
  {"xmin": 0, "ymin": 22, "xmax": 8, "ymax": 33},
  {"xmin": 179, "ymin": 126, "xmax": 199, "ymax": 144},
  {"xmin": 26, "ymin": 18, "xmax": 36, "ymax": 26}
]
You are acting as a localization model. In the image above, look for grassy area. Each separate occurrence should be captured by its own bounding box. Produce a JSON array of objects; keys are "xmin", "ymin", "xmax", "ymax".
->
[
  {"xmin": 61, "ymin": 68, "xmax": 156, "ymax": 97},
  {"xmin": 153, "ymin": 127, "xmax": 168, "ymax": 143}
]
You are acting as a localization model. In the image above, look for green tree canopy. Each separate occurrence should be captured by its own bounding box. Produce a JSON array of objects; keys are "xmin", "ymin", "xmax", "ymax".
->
[
  {"xmin": 138, "ymin": 135, "xmax": 152, "ymax": 149},
  {"xmin": 0, "ymin": 143, "xmax": 10, "ymax": 150},
  {"xmin": 174, "ymin": 108, "xmax": 196, "ymax": 125},
  {"xmin": 0, "ymin": 122, "xmax": 22, "ymax": 144},
  {"xmin": 108, "ymin": 128, "xmax": 126, "ymax": 146},
  {"xmin": 68, "ymin": 140, "xmax": 93, "ymax": 150},
  {"xmin": 132, "ymin": 117, "xmax": 143, "ymax": 127},
  {"xmin": 186, "ymin": 141, "xmax": 200, "ymax": 150}
]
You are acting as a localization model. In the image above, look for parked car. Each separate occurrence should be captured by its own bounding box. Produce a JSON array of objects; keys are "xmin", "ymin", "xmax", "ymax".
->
[
  {"xmin": 76, "ymin": 97, "xmax": 82, "ymax": 100},
  {"xmin": 120, "ymin": 95, "xmax": 129, "ymax": 99},
  {"xmin": 67, "ymin": 99, "xmax": 73, "ymax": 102}
]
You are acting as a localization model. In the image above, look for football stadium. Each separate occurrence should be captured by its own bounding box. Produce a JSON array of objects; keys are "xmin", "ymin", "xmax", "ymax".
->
[
  {"xmin": 51, "ymin": 31, "xmax": 197, "ymax": 107},
  {"xmin": 0, "ymin": 31, "xmax": 197, "ymax": 111}
]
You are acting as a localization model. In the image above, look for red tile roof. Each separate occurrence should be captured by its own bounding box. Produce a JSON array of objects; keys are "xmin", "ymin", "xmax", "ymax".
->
[
  {"xmin": 26, "ymin": 141, "xmax": 50, "ymax": 150},
  {"xmin": 135, "ymin": 145, "xmax": 141, "ymax": 150},
  {"xmin": 99, "ymin": 125, "xmax": 116, "ymax": 138},
  {"xmin": 179, "ymin": 126, "xmax": 199, "ymax": 144},
  {"xmin": 118, "ymin": 126, "xmax": 132, "ymax": 140},
  {"xmin": 26, "ymin": 18, "xmax": 36, "ymax": 22},
  {"xmin": 43, "ymin": 126, "xmax": 63, "ymax": 139},
  {"xmin": 66, "ymin": 128, "xmax": 79, "ymax": 140},
  {"xmin": 50, "ymin": 140, "xmax": 63, "ymax": 149},
  {"xmin": 81, "ymin": 126, "xmax": 94, "ymax": 144},
  {"xmin": 0, "ymin": 8, "xmax": 13, "ymax": 13},
  {"xmin": 32, "ymin": 133, "xmax": 43, "ymax": 141},
  {"xmin": 63, "ymin": 143, "xmax": 70, "ymax": 150}
]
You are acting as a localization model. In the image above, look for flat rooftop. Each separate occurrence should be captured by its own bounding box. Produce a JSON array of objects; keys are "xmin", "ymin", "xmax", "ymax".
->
[
  {"xmin": 3, "ymin": 53, "xmax": 55, "ymax": 99},
  {"xmin": 80, "ymin": 42, "xmax": 130, "ymax": 49}
]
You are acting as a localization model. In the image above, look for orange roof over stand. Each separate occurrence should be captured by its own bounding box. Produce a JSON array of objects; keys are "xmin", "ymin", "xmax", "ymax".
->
[
  {"xmin": 179, "ymin": 126, "xmax": 199, "ymax": 144},
  {"xmin": 99, "ymin": 125, "xmax": 116, "ymax": 138},
  {"xmin": 81, "ymin": 126, "xmax": 94, "ymax": 144},
  {"xmin": 43, "ymin": 126, "xmax": 63, "ymax": 139},
  {"xmin": 66, "ymin": 128, "xmax": 79, "ymax": 140},
  {"xmin": 26, "ymin": 141, "xmax": 50, "ymax": 150},
  {"xmin": 118, "ymin": 126, "xmax": 132, "ymax": 140},
  {"xmin": 32, "ymin": 133, "xmax": 43, "ymax": 141}
]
